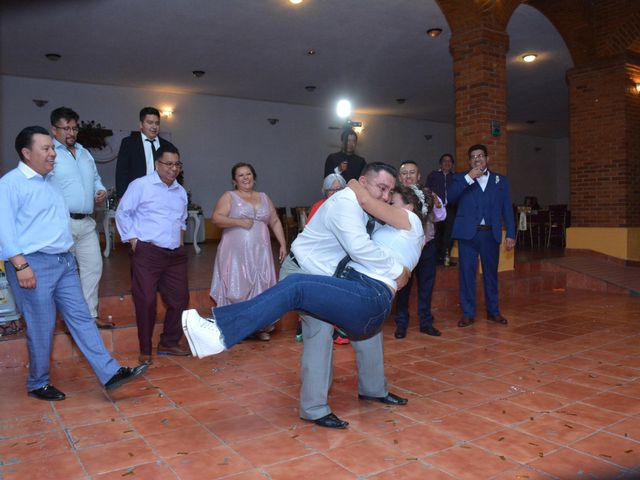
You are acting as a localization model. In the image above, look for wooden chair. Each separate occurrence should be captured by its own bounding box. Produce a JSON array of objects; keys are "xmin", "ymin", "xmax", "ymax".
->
[
  {"xmin": 275, "ymin": 207, "xmax": 295, "ymax": 247},
  {"xmin": 545, "ymin": 204, "xmax": 567, "ymax": 248}
]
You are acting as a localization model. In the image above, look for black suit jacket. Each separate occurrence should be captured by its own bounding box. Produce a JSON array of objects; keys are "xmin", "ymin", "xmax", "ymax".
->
[{"xmin": 115, "ymin": 132, "xmax": 175, "ymax": 197}]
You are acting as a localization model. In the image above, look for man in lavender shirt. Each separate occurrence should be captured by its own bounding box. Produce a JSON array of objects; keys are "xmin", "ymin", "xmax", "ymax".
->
[
  {"xmin": 116, "ymin": 144, "xmax": 190, "ymax": 364},
  {"xmin": 394, "ymin": 160, "xmax": 447, "ymax": 339}
]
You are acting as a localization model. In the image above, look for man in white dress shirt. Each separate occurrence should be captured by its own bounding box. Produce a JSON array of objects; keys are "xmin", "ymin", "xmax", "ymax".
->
[
  {"xmin": 280, "ymin": 162, "xmax": 410, "ymax": 429},
  {"xmin": 50, "ymin": 107, "xmax": 113, "ymax": 329}
]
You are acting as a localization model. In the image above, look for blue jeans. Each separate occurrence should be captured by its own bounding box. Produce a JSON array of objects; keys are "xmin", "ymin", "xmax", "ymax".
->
[
  {"xmin": 213, "ymin": 267, "xmax": 393, "ymax": 348},
  {"xmin": 395, "ymin": 239, "xmax": 437, "ymax": 330},
  {"xmin": 6, "ymin": 252, "xmax": 121, "ymax": 391}
]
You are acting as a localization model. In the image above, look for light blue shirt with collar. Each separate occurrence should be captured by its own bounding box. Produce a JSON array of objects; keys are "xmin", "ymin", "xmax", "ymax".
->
[
  {"xmin": 51, "ymin": 138, "xmax": 105, "ymax": 214},
  {"xmin": 0, "ymin": 162, "xmax": 74, "ymax": 259},
  {"xmin": 115, "ymin": 171, "xmax": 188, "ymax": 249}
]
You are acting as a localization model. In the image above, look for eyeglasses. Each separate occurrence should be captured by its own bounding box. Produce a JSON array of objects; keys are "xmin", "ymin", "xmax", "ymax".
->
[
  {"xmin": 54, "ymin": 125, "xmax": 79, "ymax": 133},
  {"xmin": 156, "ymin": 160, "xmax": 183, "ymax": 169},
  {"xmin": 470, "ymin": 153, "xmax": 486, "ymax": 161}
]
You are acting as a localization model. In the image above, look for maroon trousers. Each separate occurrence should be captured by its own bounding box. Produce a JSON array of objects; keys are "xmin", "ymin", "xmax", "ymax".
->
[{"xmin": 130, "ymin": 241, "xmax": 189, "ymax": 355}]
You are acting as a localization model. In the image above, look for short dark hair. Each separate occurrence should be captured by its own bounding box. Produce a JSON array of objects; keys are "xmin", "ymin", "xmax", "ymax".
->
[
  {"xmin": 467, "ymin": 144, "xmax": 488, "ymax": 157},
  {"xmin": 154, "ymin": 144, "xmax": 180, "ymax": 161},
  {"xmin": 231, "ymin": 162, "xmax": 257, "ymax": 186},
  {"xmin": 139, "ymin": 107, "xmax": 160, "ymax": 122},
  {"xmin": 15, "ymin": 126, "xmax": 51, "ymax": 160},
  {"xmin": 399, "ymin": 160, "xmax": 418, "ymax": 169},
  {"xmin": 439, "ymin": 153, "xmax": 455, "ymax": 164},
  {"xmin": 361, "ymin": 161, "xmax": 398, "ymax": 179},
  {"xmin": 50, "ymin": 107, "xmax": 79, "ymax": 126},
  {"xmin": 341, "ymin": 129, "xmax": 357, "ymax": 144}
]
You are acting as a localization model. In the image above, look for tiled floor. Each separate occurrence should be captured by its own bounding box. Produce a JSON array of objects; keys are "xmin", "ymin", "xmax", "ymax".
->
[{"xmin": 1, "ymin": 287, "xmax": 639, "ymax": 479}]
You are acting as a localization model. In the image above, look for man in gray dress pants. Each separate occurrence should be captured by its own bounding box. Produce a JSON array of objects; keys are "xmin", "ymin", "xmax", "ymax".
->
[{"xmin": 281, "ymin": 163, "xmax": 409, "ymax": 429}]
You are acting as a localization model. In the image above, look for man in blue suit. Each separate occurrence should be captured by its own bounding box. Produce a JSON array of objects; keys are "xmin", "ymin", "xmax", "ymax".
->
[{"xmin": 448, "ymin": 144, "xmax": 515, "ymax": 327}]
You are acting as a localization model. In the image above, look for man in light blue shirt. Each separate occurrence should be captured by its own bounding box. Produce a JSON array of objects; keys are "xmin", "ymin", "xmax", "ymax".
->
[
  {"xmin": 0, "ymin": 126, "xmax": 147, "ymax": 400},
  {"xmin": 50, "ymin": 107, "xmax": 113, "ymax": 329},
  {"xmin": 116, "ymin": 144, "xmax": 190, "ymax": 364}
]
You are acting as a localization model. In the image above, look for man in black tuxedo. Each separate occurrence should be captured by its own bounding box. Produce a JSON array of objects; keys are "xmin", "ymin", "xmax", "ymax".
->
[{"xmin": 115, "ymin": 107, "xmax": 175, "ymax": 197}]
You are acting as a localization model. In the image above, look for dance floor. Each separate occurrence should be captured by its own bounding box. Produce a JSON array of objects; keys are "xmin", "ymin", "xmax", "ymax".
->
[{"xmin": 1, "ymin": 244, "xmax": 640, "ymax": 479}]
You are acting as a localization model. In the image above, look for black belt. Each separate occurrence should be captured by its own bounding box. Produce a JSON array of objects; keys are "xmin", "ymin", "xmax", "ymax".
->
[
  {"xmin": 288, "ymin": 252, "xmax": 299, "ymax": 267},
  {"xmin": 477, "ymin": 225, "xmax": 492, "ymax": 231},
  {"xmin": 70, "ymin": 213, "xmax": 89, "ymax": 220}
]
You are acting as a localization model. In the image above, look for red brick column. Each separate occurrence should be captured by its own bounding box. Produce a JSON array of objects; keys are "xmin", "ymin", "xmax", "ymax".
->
[
  {"xmin": 567, "ymin": 55, "xmax": 640, "ymax": 228},
  {"xmin": 449, "ymin": 27, "xmax": 509, "ymax": 172}
]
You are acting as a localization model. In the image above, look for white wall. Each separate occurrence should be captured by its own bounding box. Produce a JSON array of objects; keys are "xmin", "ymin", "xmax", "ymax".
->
[
  {"xmin": 0, "ymin": 75, "xmax": 455, "ymax": 214},
  {"xmin": 507, "ymin": 133, "xmax": 570, "ymax": 207}
]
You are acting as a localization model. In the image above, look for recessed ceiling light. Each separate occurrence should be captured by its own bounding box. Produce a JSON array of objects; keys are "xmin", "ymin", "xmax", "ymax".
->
[
  {"xmin": 522, "ymin": 54, "xmax": 538, "ymax": 63},
  {"xmin": 305, "ymin": 85, "xmax": 316, "ymax": 92},
  {"xmin": 526, "ymin": 120, "xmax": 536, "ymax": 124},
  {"xmin": 395, "ymin": 98, "xmax": 406, "ymax": 104},
  {"xmin": 192, "ymin": 70, "xmax": 205, "ymax": 78},
  {"xmin": 306, "ymin": 49, "xmax": 316, "ymax": 56},
  {"xmin": 426, "ymin": 28, "xmax": 442, "ymax": 38},
  {"xmin": 45, "ymin": 53, "xmax": 61, "ymax": 61},
  {"xmin": 289, "ymin": 0, "xmax": 303, "ymax": 4}
]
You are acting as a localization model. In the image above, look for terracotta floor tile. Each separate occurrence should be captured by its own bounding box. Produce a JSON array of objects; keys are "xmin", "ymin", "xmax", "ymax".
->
[
  {"xmin": 68, "ymin": 417, "xmax": 138, "ymax": 450},
  {"xmin": 490, "ymin": 465, "xmax": 554, "ymax": 479},
  {"xmin": 219, "ymin": 471, "xmax": 277, "ymax": 480},
  {"xmin": 571, "ymin": 431, "xmax": 640, "ymax": 469},
  {"xmin": 564, "ymin": 371, "xmax": 625, "ymax": 390},
  {"xmin": 291, "ymin": 423, "xmax": 366, "ymax": 451},
  {"xmin": 611, "ymin": 380, "xmax": 640, "ymax": 399},
  {"xmin": 56, "ymin": 402, "xmax": 122, "ymax": 428},
  {"xmin": 325, "ymin": 438, "xmax": 407, "ymax": 476},
  {"xmin": 528, "ymin": 447, "xmax": 624, "ymax": 479},
  {"xmin": 428, "ymin": 387, "xmax": 491, "ymax": 409},
  {"xmin": 232, "ymin": 389, "xmax": 298, "ymax": 412},
  {"xmin": 231, "ymin": 430, "xmax": 313, "ymax": 467},
  {"xmin": 263, "ymin": 453, "xmax": 355, "ymax": 479},
  {"xmin": 392, "ymin": 375, "xmax": 450, "ymax": 396},
  {"xmin": 206, "ymin": 413, "xmax": 282, "ymax": 444},
  {"xmin": 536, "ymin": 380, "xmax": 601, "ymax": 401},
  {"xmin": 581, "ymin": 391, "xmax": 640, "ymax": 415},
  {"xmin": 344, "ymin": 409, "xmax": 417, "ymax": 435},
  {"xmin": 426, "ymin": 444, "xmax": 517, "ymax": 479},
  {"xmin": 606, "ymin": 416, "xmax": 640, "ymax": 442},
  {"xmin": 469, "ymin": 399, "xmax": 538, "ymax": 426},
  {"xmin": 256, "ymin": 405, "xmax": 309, "ymax": 430},
  {"xmin": 114, "ymin": 391, "xmax": 175, "ymax": 417},
  {"xmin": 431, "ymin": 412, "xmax": 502, "ymax": 441},
  {"xmin": 144, "ymin": 425, "xmax": 222, "ymax": 458},
  {"xmin": 0, "ymin": 413, "xmax": 60, "ymax": 438},
  {"xmin": 128, "ymin": 407, "xmax": 199, "ymax": 436},
  {"xmin": 515, "ymin": 413, "xmax": 595, "ymax": 444},
  {"xmin": 465, "ymin": 378, "xmax": 519, "ymax": 398},
  {"xmin": 504, "ymin": 391, "xmax": 566, "ymax": 413},
  {"xmin": 184, "ymin": 400, "xmax": 252, "ymax": 424},
  {"xmin": 0, "ymin": 430, "xmax": 71, "ymax": 464},
  {"xmin": 166, "ymin": 445, "xmax": 253, "ymax": 479},
  {"xmin": 472, "ymin": 428, "xmax": 560, "ymax": 463},
  {"xmin": 591, "ymin": 363, "xmax": 640, "ymax": 380},
  {"xmin": 0, "ymin": 451, "xmax": 85, "ymax": 480},
  {"xmin": 553, "ymin": 402, "xmax": 628, "ymax": 429},
  {"xmin": 94, "ymin": 461, "xmax": 178, "ymax": 480},
  {"xmin": 163, "ymin": 384, "xmax": 224, "ymax": 407},
  {"xmin": 395, "ymin": 397, "xmax": 459, "ymax": 422},
  {"xmin": 368, "ymin": 461, "xmax": 456, "ymax": 479},
  {"xmin": 76, "ymin": 437, "xmax": 157, "ymax": 476},
  {"xmin": 378, "ymin": 423, "xmax": 457, "ymax": 457}
]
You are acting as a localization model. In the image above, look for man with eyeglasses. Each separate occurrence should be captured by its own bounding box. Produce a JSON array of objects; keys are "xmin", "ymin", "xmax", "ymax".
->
[
  {"xmin": 116, "ymin": 144, "xmax": 190, "ymax": 364},
  {"xmin": 448, "ymin": 144, "xmax": 516, "ymax": 328},
  {"xmin": 115, "ymin": 106, "xmax": 175, "ymax": 198},
  {"xmin": 50, "ymin": 107, "xmax": 113, "ymax": 329}
]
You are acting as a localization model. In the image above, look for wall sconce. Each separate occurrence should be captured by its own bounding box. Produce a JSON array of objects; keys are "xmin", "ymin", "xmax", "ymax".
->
[
  {"xmin": 33, "ymin": 99, "xmax": 48, "ymax": 108},
  {"xmin": 267, "ymin": 118, "xmax": 279, "ymax": 125},
  {"xmin": 161, "ymin": 109, "xmax": 174, "ymax": 119},
  {"xmin": 636, "ymin": 83, "xmax": 640, "ymax": 93}
]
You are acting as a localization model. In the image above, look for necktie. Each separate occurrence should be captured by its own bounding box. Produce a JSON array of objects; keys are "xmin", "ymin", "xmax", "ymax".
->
[
  {"xmin": 333, "ymin": 215, "xmax": 375, "ymax": 277},
  {"xmin": 146, "ymin": 138, "xmax": 157, "ymax": 162}
]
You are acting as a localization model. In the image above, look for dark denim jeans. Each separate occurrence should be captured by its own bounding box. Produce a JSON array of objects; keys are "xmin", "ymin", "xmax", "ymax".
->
[{"xmin": 213, "ymin": 267, "xmax": 393, "ymax": 348}]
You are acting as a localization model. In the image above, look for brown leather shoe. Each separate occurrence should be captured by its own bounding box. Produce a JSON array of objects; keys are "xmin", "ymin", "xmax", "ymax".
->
[
  {"xmin": 138, "ymin": 354, "xmax": 153, "ymax": 365},
  {"xmin": 95, "ymin": 317, "xmax": 116, "ymax": 329},
  {"xmin": 157, "ymin": 344, "xmax": 191, "ymax": 356},
  {"xmin": 487, "ymin": 314, "xmax": 508, "ymax": 325},
  {"xmin": 457, "ymin": 316, "xmax": 475, "ymax": 328}
]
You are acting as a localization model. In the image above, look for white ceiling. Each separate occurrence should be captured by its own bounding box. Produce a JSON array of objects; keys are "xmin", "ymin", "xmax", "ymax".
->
[{"xmin": 0, "ymin": 0, "xmax": 573, "ymax": 138}]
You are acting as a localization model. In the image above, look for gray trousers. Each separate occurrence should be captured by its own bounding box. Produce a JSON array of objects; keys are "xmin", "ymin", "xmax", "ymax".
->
[{"xmin": 280, "ymin": 256, "xmax": 387, "ymax": 420}]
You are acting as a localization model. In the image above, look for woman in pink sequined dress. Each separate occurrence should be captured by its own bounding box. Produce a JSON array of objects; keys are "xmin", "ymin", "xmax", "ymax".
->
[{"xmin": 210, "ymin": 163, "xmax": 287, "ymax": 341}]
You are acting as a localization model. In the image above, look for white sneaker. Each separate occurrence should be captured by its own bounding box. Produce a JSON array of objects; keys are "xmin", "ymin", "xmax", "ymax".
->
[{"xmin": 181, "ymin": 309, "xmax": 226, "ymax": 358}]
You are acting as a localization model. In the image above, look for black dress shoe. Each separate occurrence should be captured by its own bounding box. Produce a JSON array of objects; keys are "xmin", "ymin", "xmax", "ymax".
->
[
  {"xmin": 308, "ymin": 413, "xmax": 349, "ymax": 429},
  {"xmin": 394, "ymin": 328, "xmax": 406, "ymax": 339},
  {"xmin": 420, "ymin": 325, "xmax": 442, "ymax": 337},
  {"xmin": 458, "ymin": 316, "xmax": 475, "ymax": 328},
  {"xmin": 358, "ymin": 392, "xmax": 408, "ymax": 406},
  {"xmin": 28, "ymin": 384, "xmax": 66, "ymax": 401},
  {"xmin": 487, "ymin": 314, "xmax": 508, "ymax": 325},
  {"xmin": 104, "ymin": 364, "xmax": 148, "ymax": 391}
]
